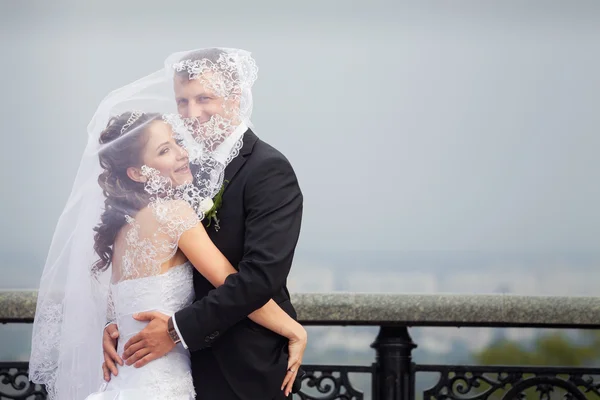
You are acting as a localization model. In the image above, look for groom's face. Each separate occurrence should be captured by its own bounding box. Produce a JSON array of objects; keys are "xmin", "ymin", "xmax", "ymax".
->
[{"xmin": 173, "ymin": 73, "xmax": 239, "ymax": 124}]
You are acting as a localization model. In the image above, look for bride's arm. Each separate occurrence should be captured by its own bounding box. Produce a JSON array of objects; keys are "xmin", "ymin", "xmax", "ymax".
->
[{"xmin": 178, "ymin": 223, "xmax": 307, "ymax": 343}]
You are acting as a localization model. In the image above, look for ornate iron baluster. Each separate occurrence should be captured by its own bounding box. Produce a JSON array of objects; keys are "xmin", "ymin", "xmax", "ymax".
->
[
  {"xmin": 414, "ymin": 364, "xmax": 600, "ymax": 400},
  {"xmin": 0, "ymin": 362, "xmax": 47, "ymax": 400},
  {"xmin": 294, "ymin": 365, "xmax": 375, "ymax": 400},
  {"xmin": 372, "ymin": 326, "xmax": 417, "ymax": 400}
]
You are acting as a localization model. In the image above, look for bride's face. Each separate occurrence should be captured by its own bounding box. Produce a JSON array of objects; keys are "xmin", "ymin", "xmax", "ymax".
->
[{"xmin": 133, "ymin": 121, "xmax": 193, "ymax": 186}]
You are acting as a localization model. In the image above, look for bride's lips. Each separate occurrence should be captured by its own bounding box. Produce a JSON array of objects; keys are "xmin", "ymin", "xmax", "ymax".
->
[{"xmin": 175, "ymin": 164, "xmax": 190, "ymax": 173}]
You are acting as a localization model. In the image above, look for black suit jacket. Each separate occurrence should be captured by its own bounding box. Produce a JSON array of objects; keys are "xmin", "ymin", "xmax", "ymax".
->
[{"xmin": 175, "ymin": 129, "xmax": 303, "ymax": 400}]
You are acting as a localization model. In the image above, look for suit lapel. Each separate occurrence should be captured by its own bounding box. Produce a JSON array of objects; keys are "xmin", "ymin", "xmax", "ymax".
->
[{"xmin": 223, "ymin": 128, "xmax": 258, "ymax": 191}]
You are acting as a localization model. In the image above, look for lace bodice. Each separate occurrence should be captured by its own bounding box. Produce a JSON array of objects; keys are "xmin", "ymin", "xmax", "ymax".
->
[{"xmin": 102, "ymin": 262, "xmax": 196, "ymax": 400}]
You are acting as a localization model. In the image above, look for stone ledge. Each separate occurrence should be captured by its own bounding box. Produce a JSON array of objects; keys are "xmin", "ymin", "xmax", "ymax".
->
[
  {"xmin": 292, "ymin": 293, "xmax": 600, "ymax": 327},
  {"xmin": 3, "ymin": 291, "xmax": 600, "ymax": 328},
  {"xmin": 0, "ymin": 290, "xmax": 37, "ymax": 322}
]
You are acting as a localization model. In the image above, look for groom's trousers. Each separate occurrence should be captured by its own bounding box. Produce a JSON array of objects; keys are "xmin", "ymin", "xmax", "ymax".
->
[{"xmin": 192, "ymin": 345, "xmax": 291, "ymax": 400}]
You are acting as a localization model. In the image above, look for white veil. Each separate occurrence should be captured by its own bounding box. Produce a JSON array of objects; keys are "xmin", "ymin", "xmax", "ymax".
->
[{"xmin": 29, "ymin": 47, "xmax": 258, "ymax": 400}]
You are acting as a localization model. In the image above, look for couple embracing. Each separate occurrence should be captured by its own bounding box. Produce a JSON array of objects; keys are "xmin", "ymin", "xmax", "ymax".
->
[{"xmin": 30, "ymin": 47, "xmax": 306, "ymax": 400}]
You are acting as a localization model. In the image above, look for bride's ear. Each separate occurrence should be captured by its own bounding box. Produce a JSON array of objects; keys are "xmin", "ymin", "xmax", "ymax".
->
[{"xmin": 127, "ymin": 167, "xmax": 147, "ymax": 183}]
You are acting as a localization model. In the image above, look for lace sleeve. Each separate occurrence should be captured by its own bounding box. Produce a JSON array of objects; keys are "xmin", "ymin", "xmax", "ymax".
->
[{"xmin": 106, "ymin": 286, "xmax": 116, "ymax": 326}]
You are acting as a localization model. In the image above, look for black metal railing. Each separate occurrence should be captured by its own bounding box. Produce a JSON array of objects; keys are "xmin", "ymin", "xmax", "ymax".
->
[
  {"xmin": 2, "ymin": 292, "xmax": 600, "ymax": 400},
  {"xmin": 1, "ymin": 362, "xmax": 47, "ymax": 399},
  {"xmin": 297, "ymin": 327, "xmax": 600, "ymax": 400}
]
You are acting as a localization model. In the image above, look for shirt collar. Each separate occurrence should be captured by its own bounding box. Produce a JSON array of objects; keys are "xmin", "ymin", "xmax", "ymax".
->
[{"xmin": 212, "ymin": 121, "xmax": 248, "ymax": 164}]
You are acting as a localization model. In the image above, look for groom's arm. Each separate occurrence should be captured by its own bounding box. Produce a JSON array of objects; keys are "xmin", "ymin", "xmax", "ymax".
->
[{"xmin": 173, "ymin": 155, "xmax": 303, "ymax": 352}]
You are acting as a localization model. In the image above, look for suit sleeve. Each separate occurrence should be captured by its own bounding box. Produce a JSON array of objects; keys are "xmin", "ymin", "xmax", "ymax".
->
[{"xmin": 174, "ymin": 155, "xmax": 303, "ymax": 351}]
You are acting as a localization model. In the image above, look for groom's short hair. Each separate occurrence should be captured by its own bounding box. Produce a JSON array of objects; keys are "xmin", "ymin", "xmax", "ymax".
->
[{"xmin": 174, "ymin": 48, "xmax": 226, "ymax": 81}]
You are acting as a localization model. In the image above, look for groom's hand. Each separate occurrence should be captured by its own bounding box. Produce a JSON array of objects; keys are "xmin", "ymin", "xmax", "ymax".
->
[{"xmin": 123, "ymin": 311, "xmax": 175, "ymax": 368}]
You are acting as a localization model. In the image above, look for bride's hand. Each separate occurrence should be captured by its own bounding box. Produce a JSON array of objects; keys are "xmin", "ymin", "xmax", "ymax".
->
[
  {"xmin": 281, "ymin": 326, "xmax": 307, "ymax": 396},
  {"xmin": 102, "ymin": 323, "xmax": 123, "ymax": 381}
]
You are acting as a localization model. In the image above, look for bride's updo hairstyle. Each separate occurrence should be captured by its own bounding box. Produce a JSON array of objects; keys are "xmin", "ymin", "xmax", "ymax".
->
[{"xmin": 92, "ymin": 111, "xmax": 162, "ymax": 273}]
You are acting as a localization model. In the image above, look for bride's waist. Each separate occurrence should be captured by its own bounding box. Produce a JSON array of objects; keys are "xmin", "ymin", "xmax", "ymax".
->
[
  {"xmin": 113, "ymin": 318, "xmax": 191, "ymax": 388},
  {"xmin": 115, "ymin": 312, "xmax": 189, "ymax": 359},
  {"xmin": 107, "ymin": 350, "xmax": 192, "ymax": 394}
]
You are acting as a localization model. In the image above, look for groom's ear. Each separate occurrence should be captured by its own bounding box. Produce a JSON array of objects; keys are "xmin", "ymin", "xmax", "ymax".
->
[{"xmin": 127, "ymin": 167, "xmax": 147, "ymax": 184}]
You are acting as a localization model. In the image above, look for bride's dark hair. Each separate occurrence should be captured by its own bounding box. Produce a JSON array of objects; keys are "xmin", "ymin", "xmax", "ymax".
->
[{"xmin": 92, "ymin": 112, "xmax": 162, "ymax": 273}]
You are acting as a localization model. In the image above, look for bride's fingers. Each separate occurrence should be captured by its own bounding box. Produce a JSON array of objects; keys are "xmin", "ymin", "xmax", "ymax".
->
[
  {"xmin": 105, "ymin": 324, "xmax": 119, "ymax": 340},
  {"xmin": 285, "ymin": 367, "xmax": 299, "ymax": 396},
  {"xmin": 284, "ymin": 359, "xmax": 300, "ymax": 387},
  {"xmin": 103, "ymin": 344, "xmax": 123, "ymax": 366},
  {"xmin": 103, "ymin": 330, "xmax": 123, "ymax": 366},
  {"xmin": 281, "ymin": 368, "xmax": 294, "ymax": 390},
  {"xmin": 281, "ymin": 361, "xmax": 300, "ymax": 390},
  {"xmin": 103, "ymin": 352, "xmax": 118, "ymax": 376},
  {"xmin": 102, "ymin": 362, "xmax": 111, "ymax": 382}
]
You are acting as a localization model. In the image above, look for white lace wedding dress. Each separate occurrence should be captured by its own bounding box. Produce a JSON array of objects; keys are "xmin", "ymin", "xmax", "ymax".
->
[{"xmin": 86, "ymin": 262, "xmax": 196, "ymax": 400}]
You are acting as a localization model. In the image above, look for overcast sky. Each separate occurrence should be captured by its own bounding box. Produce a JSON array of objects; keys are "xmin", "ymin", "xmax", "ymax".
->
[{"xmin": 1, "ymin": 0, "xmax": 599, "ymax": 289}]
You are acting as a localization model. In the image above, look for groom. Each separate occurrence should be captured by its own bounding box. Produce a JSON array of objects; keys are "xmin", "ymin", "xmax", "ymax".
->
[{"xmin": 102, "ymin": 48, "xmax": 304, "ymax": 400}]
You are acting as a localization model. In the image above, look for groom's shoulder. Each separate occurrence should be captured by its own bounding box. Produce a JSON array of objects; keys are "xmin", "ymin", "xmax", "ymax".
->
[
  {"xmin": 245, "ymin": 133, "xmax": 302, "ymax": 193},
  {"xmin": 249, "ymin": 133, "xmax": 294, "ymax": 170}
]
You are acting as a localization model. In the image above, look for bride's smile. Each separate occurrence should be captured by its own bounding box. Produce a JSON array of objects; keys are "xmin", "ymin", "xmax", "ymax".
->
[{"xmin": 133, "ymin": 120, "xmax": 194, "ymax": 187}]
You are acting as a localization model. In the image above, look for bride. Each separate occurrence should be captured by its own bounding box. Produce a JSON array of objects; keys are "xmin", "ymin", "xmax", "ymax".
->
[{"xmin": 29, "ymin": 49, "xmax": 306, "ymax": 399}]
